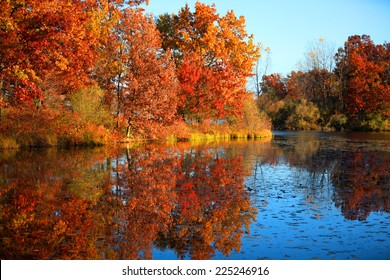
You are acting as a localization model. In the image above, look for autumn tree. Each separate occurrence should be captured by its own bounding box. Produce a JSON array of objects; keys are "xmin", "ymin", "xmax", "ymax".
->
[
  {"xmin": 156, "ymin": 2, "xmax": 260, "ymax": 122},
  {"xmin": 258, "ymin": 72, "xmax": 322, "ymax": 130},
  {"xmin": 285, "ymin": 70, "xmax": 340, "ymax": 124},
  {"xmin": 260, "ymin": 73, "xmax": 288, "ymax": 100},
  {"xmin": 0, "ymin": 0, "xmax": 100, "ymax": 108},
  {"xmin": 90, "ymin": 0, "xmax": 124, "ymax": 105},
  {"xmin": 335, "ymin": 35, "xmax": 390, "ymax": 129},
  {"xmin": 0, "ymin": 0, "xmax": 117, "ymax": 147},
  {"xmin": 91, "ymin": 0, "xmax": 150, "ymax": 105},
  {"xmin": 113, "ymin": 8, "xmax": 178, "ymax": 139},
  {"xmin": 257, "ymin": 39, "xmax": 339, "ymax": 130},
  {"xmin": 292, "ymin": 39, "xmax": 340, "ymax": 121}
]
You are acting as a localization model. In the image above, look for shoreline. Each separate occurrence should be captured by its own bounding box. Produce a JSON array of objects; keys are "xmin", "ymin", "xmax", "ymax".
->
[{"xmin": 0, "ymin": 129, "xmax": 273, "ymax": 150}]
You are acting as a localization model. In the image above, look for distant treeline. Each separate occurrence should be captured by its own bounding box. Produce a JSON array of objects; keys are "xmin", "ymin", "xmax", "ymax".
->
[{"xmin": 257, "ymin": 35, "xmax": 390, "ymax": 131}]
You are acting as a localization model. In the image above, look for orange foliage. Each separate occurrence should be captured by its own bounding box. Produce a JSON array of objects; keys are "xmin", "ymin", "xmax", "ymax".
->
[
  {"xmin": 157, "ymin": 2, "xmax": 259, "ymax": 122},
  {"xmin": 1, "ymin": 0, "xmax": 267, "ymax": 143},
  {"xmin": 0, "ymin": 0, "xmax": 99, "ymax": 103},
  {"xmin": 335, "ymin": 35, "xmax": 390, "ymax": 121},
  {"xmin": 261, "ymin": 73, "xmax": 288, "ymax": 100},
  {"xmin": 115, "ymin": 8, "xmax": 179, "ymax": 139},
  {"xmin": 332, "ymin": 150, "xmax": 390, "ymax": 221}
]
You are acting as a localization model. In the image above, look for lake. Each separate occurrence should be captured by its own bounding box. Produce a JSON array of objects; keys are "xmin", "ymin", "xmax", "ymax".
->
[{"xmin": 1, "ymin": 131, "xmax": 389, "ymax": 260}]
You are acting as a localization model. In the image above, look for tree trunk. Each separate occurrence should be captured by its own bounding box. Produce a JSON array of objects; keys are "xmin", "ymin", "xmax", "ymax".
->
[{"xmin": 126, "ymin": 118, "xmax": 132, "ymax": 139}]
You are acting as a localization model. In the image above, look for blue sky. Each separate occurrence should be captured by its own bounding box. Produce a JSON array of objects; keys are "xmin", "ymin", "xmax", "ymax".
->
[{"xmin": 144, "ymin": 0, "xmax": 390, "ymax": 75}]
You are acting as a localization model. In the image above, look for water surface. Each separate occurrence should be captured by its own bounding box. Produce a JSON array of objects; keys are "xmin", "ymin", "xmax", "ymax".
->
[{"xmin": 1, "ymin": 131, "xmax": 389, "ymax": 259}]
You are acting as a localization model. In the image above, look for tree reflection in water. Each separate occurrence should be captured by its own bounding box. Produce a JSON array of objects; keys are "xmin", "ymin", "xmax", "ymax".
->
[
  {"xmin": 270, "ymin": 132, "xmax": 390, "ymax": 221},
  {"xmin": 0, "ymin": 148, "xmax": 112, "ymax": 259},
  {"xmin": 331, "ymin": 150, "xmax": 390, "ymax": 221},
  {"xmin": 0, "ymin": 133, "xmax": 389, "ymax": 259},
  {"xmin": 0, "ymin": 143, "xmax": 257, "ymax": 259}
]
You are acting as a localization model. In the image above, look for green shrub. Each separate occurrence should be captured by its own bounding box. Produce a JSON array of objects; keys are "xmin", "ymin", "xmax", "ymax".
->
[
  {"xmin": 381, "ymin": 119, "xmax": 390, "ymax": 131},
  {"xmin": 360, "ymin": 113, "xmax": 390, "ymax": 131},
  {"xmin": 329, "ymin": 113, "xmax": 348, "ymax": 130},
  {"xmin": 285, "ymin": 100, "xmax": 320, "ymax": 130},
  {"xmin": 240, "ymin": 98, "xmax": 272, "ymax": 132},
  {"xmin": 70, "ymin": 86, "xmax": 115, "ymax": 129},
  {"xmin": 0, "ymin": 136, "xmax": 19, "ymax": 150}
]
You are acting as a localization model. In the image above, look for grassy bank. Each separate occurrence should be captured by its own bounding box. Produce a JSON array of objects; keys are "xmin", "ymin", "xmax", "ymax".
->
[
  {"xmin": 186, "ymin": 129, "xmax": 272, "ymax": 142},
  {"xmin": 0, "ymin": 127, "xmax": 272, "ymax": 150},
  {"xmin": 161, "ymin": 119, "xmax": 272, "ymax": 144}
]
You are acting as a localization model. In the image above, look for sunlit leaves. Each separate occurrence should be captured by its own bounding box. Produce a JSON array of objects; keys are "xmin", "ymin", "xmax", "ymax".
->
[
  {"xmin": 260, "ymin": 73, "xmax": 288, "ymax": 100},
  {"xmin": 157, "ymin": 2, "xmax": 260, "ymax": 122},
  {"xmin": 1, "ymin": 0, "xmax": 265, "ymax": 141},
  {"xmin": 114, "ymin": 8, "xmax": 179, "ymax": 139},
  {"xmin": 0, "ymin": 0, "xmax": 99, "ymax": 106},
  {"xmin": 335, "ymin": 35, "xmax": 390, "ymax": 127}
]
